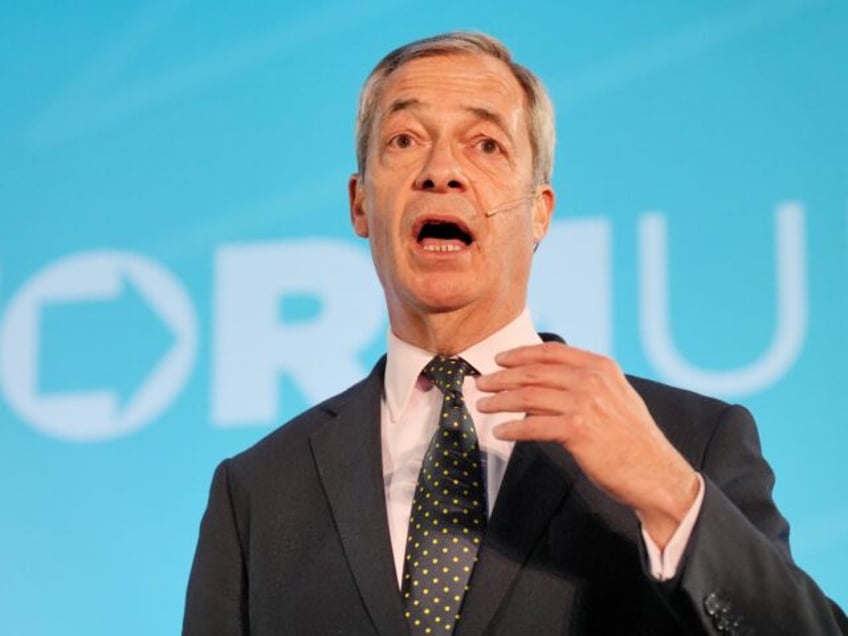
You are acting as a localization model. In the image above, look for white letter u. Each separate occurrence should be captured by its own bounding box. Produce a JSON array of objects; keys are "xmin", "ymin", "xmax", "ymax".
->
[{"xmin": 639, "ymin": 202, "xmax": 807, "ymax": 397}]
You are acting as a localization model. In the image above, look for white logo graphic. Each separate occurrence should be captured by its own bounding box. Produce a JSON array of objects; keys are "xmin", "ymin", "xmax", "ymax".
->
[
  {"xmin": 640, "ymin": 202, "xmax": 807, "ymax": 397},
  {"xmin": 212, "ymin": 239, "xmax": 385, "ymax": 426},
  {"xmin": 0, "ymin": 251, "xmax": 197, "ymax": 441}
]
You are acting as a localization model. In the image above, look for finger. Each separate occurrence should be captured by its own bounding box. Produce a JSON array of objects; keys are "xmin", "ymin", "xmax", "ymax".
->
[
  {"xmin": 476, "ymin": 363, "xmax": 581, "ymax": 392},
  {"xmin": 492, "ymin": 415, "xmax": 573, "ymax": 444},
  {"xmin": 476, "ymin": 386, "xmax": 571, "ymax": 416},
  {"xmin": 495, "ymin": 342, "xmax": 610, "ymax": 371}
]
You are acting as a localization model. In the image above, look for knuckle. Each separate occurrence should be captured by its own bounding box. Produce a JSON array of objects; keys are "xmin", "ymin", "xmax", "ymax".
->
[
  {"xmin": 523, "ymin": 365, "xmax": 543, "ymax": 384},
  {"xmin": 585, "ymin": 391, "xmax": 603, "ymax": 410},
  {"xmin": 517, "ymin": 386, "xmax": 540, "ymax": 406},
  {"xmin": 574, "ymin": 392, "xmax": 592, "ymax": 412},
  {"xmin": 585, "ymin": 370, "xmax": 604, "ymax": 391},
  {"xmin": 569, "ymin": 412, "xmax": 587, "ymax": 434},
  {"xmin": 595, "ymin": 354, "xmax": 619, "ymax": 376},
  {"xmin": 540, "ymin": 341, "xmax": 562, "ymax": 360}
]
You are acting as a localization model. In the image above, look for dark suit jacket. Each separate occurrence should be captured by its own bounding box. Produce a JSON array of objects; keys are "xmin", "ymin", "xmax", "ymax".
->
[{"xmin": 184, "ymin": 349, "xmax": 846, "ymax": 635}]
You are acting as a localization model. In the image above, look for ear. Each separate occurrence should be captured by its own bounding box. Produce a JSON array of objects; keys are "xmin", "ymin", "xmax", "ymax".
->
[
  {"xmin": 531, "ymin": 184, "xmax": 555, "ymax": 246},
  {"xmin": 348, "ymin": 173, "xmax": 369, "ymax": 238}
]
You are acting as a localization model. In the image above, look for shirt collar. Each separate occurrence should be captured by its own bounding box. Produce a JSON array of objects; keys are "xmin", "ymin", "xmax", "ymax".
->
[{"xmin": 384, "ymin": 308, "xmax": 543, "ymax": 421}]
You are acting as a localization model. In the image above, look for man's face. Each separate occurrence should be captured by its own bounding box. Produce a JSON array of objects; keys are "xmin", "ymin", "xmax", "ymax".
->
[{"xmin": 349, "ymin": 53, "xmax": 554, "ymax": 337}]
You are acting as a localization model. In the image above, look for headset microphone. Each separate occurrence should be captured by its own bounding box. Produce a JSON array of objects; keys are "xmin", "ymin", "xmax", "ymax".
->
[{"xmin": 484, "ymin": 193, "xmax": 540, "ymax": 217}]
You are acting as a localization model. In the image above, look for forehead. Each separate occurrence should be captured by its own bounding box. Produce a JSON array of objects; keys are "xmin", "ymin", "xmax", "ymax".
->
[{"xmin": 375, "ymin": 53, "xmax": 528, "ymax": 127}]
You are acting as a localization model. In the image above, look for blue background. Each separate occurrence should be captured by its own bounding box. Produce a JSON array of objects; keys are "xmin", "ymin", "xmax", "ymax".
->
[{"xmin": 1, "ymin": 1, "xmax": 846, "ymax": 633}]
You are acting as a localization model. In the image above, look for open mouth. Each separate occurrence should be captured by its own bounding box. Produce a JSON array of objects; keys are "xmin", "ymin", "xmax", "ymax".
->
[{"xmin": 415, "ymin": 219, "xmax": 473, "ymax": 252}]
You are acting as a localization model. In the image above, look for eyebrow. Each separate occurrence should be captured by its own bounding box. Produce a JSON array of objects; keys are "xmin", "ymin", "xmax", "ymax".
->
[
  {"xmin": 463, "ymin": 105, "xmax": 512, "ymax": 142},
  {"xmin": 382, "ymin": 99, "xmax": 514, "ymax": 143},
  {"xmin": 386, "ymin": 97, "xmax": 423, "ymax": 116}
]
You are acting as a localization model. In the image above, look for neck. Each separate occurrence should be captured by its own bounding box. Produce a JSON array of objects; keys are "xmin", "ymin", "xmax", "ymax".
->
[{"xmin": 388, "ymin": 302, "xmax": 524, "ymax": 356}]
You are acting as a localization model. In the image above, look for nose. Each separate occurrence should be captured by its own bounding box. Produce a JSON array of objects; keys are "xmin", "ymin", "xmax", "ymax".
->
[{"xmin": 413, "ymin": 141, "xmax": 467, "ymax": 193}]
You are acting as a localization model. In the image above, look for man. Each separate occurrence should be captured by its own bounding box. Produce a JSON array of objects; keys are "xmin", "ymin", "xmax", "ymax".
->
[{"xmin": 184, "ymin": 32, "xmax": 846, "ymax": 635}]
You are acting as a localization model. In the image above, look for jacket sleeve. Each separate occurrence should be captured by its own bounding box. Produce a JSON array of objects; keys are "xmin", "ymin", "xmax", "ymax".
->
[
  {"xmin": 668, "ymin": 404, "xmax": 846, "ymax": 635},
  {"xmin": 183, "ymin": 460, "xmax": 249, "ymax": 636}
]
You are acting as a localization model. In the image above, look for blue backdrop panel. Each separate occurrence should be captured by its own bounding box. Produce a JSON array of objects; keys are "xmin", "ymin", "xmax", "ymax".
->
[{"xmin": 1, "ymin": 1, "xmax": 846, "ymax": 633}]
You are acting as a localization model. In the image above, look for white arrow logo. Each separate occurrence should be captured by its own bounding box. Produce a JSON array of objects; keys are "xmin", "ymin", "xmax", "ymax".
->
[{"xmin": 0, "ymin": 250, "xmax": 197, "ymax": 441}]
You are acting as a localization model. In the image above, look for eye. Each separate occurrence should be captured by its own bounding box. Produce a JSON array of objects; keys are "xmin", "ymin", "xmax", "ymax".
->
[
  {"xmin": 389, "ymin": 133, "xmax": 415, "ymax": 149},
  {"xmin": 475, "ymin": 137, "xmax": 502, "ymax": 155}
]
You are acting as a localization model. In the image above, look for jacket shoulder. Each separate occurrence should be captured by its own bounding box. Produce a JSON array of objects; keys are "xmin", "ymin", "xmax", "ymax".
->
[
  {"xmin": 627, "ymin": 374, "xmax": 733, "ymax": 417},
  {"xmin": 625, "ymin": 374, "xmax": 754, "ymax": 463}
]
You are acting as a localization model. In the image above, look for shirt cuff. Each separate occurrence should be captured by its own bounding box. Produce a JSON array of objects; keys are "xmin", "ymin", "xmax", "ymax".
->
[{"xmin": 641, "ymin": 473, "xmax": 705, "ymax": 581}]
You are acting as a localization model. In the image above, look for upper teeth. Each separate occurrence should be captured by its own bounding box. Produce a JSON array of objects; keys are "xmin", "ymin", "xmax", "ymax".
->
[{"xmin": 423, "ymin": 244, "xmax": 462, "ymax": 252}]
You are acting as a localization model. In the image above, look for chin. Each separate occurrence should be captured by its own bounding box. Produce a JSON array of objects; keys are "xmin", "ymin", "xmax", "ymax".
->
[{"xmin": 405, "ymin": 278, "xmax": 480, "ymax": 315}]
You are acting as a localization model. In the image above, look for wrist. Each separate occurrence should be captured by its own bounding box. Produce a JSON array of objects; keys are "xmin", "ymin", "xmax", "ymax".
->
[{"xmin": 636, "ymin": 467, "xmax": 700, "ymax": 550}]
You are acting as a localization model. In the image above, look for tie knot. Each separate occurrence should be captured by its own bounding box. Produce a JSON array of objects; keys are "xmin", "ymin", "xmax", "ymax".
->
[{"xmin": 423, "ymin": 356, "xmax": 477, "ymax": 395}]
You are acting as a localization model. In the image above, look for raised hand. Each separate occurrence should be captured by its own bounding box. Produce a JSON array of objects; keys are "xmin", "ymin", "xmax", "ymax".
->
[{"xmin": 476, "ymin": 342, "xmax": 700, "ymax": 548}]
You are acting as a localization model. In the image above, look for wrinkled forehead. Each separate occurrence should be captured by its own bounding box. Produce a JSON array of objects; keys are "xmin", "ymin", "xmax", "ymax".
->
[{"xmin": 371, "ymin": 53, "xmax": 531, "ymax": 136}]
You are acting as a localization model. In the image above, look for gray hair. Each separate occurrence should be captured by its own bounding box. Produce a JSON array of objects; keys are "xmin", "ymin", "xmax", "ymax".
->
[{"xmin": 355, "ymin": 32, "xmax": 556, "ymax": 185}]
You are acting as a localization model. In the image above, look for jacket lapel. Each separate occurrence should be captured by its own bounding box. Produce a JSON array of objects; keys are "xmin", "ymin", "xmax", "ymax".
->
[
  {"xmin": 309, "ymin": 358, "xmax": 410, "ymax": 636},
  {"xmin": 455, "ymin": 440, "xmax": 582, "ymax": 636}
]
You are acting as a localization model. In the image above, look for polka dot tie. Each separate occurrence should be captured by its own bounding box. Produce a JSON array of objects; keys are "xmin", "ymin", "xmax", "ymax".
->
[{"xmin": 401, "ymin": 356, "xmax": 487, "ymax": 635}]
